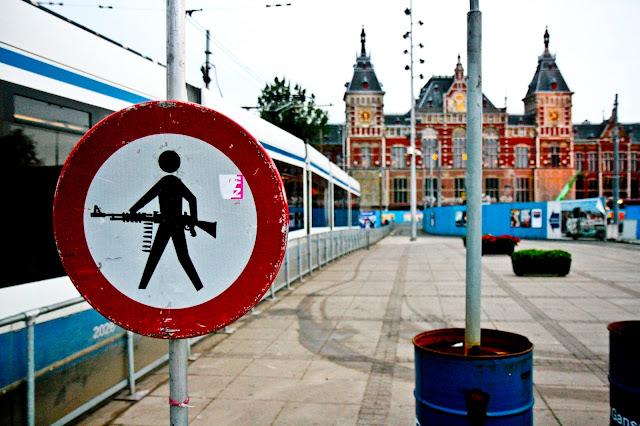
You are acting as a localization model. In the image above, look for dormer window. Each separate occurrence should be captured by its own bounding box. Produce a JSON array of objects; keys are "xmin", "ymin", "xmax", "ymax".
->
[
  {"xmin": 362, "ymin": 81, "xmax": 369, "ymax": 89},
  {"xmin": 428, "ymin": 97, "xmax": 433, "ymax": 107},
  {"xmin": 550, "ymin": 77, "xmax": 557, "ymax": 90}
]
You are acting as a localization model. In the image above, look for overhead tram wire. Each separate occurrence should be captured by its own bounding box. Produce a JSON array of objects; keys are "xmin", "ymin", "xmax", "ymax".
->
[{"xmin": 184, "ymin": 13, "xmax": 264, "ymax": 89}]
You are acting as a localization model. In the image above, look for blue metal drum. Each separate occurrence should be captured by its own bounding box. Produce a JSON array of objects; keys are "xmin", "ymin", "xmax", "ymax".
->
[
  {"xmin": 413, "ymin": 328, "xmax": 534, "ymax": 425},
  {"xmin": 608, "ymin": 321, "xmax": 640, "ymax": 426}
]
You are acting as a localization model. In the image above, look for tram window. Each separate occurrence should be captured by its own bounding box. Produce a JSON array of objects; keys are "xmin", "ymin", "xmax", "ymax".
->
[
  {"xmin": 334, "ymin": 185, "xmax": 348, "ymax": 227},
  {"xmin": 351, "ymin": 195, "xmax": 361, "ymax": 227},
  {"xmin": 273, "ymin": 160, "xmax": 304, "ymax": 231},
  {"xmin": 10, "ymin": 124, "xmax": 80, "ymax": 167},
  {"xmin": 14, "ymin": 95, "xmax": 90, "ymax": 133},
  {"xmin": 311, "ymin": 173, "xmax": 329, "ymax": 228}
]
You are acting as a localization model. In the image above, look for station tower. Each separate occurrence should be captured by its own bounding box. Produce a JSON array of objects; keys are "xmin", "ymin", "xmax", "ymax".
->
[{"xmin": 344, "ymin": 28, "xmax": 386, "ymax": 210}]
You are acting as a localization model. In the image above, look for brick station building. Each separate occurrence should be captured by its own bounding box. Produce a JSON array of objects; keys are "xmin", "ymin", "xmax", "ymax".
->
[{"xmin": 341, "ymin": 28, "xmax": 640, "ymax": 211}]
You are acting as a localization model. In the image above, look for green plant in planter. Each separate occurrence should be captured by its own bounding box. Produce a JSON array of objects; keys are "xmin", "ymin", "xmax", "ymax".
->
[{"xmin": 511, "ymin": 249, "xmax": 572, "ymax": 276}]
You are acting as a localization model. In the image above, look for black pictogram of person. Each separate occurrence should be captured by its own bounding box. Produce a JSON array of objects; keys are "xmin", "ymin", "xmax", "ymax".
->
[{"xmin": 130, "ymin": 150, "xmax": 204, "ymax": 291}]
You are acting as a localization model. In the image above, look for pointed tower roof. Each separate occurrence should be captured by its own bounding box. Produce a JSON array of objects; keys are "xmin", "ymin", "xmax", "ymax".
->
[
  {"xmin": 525, "ymin": 27, "xmax": 571, "ymax": 97},
  {"xmin": 345, "ymin": 27, "xmax": 383, "ymax": 94}
]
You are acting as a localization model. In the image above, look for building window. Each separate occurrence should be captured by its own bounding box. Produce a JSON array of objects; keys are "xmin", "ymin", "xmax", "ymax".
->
[
  {"xmin": 620, "ymin": 176, "xmax": 628, "ymax": 199},
  {"xmin": 575, "ymin": 153, "xmax": 583, "ymax": 171},
  {"xmin": 549, "ymin": 144, "xmax": 560, "ymax": 167},
  {"xmin": 575, "ymin": 174, "xmax": 585, "ymax": 199},
  {"xmin": 485, "ymin": 178, "xmax": 500, "ymax": 202},
  {"xmin": 452, "ymin": 128, "xmax": 466, "ymax": 169},
  {"xmin": 360, "ymin": 146, "xmax": 372, "ymax": 168},
  {"xmin": 588, "ymin": 152, "xmax": 598, "ymax": 171},
  {"xmin": 483, "ymin": 129, "xmax": 499, "ymax": 169},
  {"xmin": 515, "ymin": 178, "xmax": 530, "ymax": 202},
  {"xmin": 422, "ymin": 138, "xmax": 437, "ymax": 168},
  {"xmin": 455, "ymin": 177, "xmax": 466, "ymax": 198},
  {"xmin": 515, "ymin": 146, "xmax": 529, "ymax": 168},
  {"xmin": 588, "ymin": 180, "xmax": 599, "ymax": 198},
  {"xmin": 483, "ymin": 139, "xmax": 499, "ymax": 168},
  {"xmin": 603, "ymin": 176, "xmax": 613, "ymax": 197},
  {"xmin": 631, "ymin": 153, "xmax": 639, "ymax": 172},
  {"xmin": 393, "ymin": 178, "xmax": 408, "ymax": 204},
  {"xmin": 391, "ymin": 146, "xmax": 405, "ymax": 168},
  {"xmin": 618, "ymin": 152, "xmax": 627, "ymax": 172},
  {"xmin": 603, "ymin": 152, "xmax": 613, "ymax": 172},
  {"xmin": 424, "ymin": 178, "xmax": 438, "ymax": 205}
]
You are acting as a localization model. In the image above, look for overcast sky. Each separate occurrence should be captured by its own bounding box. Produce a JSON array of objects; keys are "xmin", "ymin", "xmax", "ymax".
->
[{"xmin": 42, "ymin": 0, "xmax": 640, "ymax": 124}]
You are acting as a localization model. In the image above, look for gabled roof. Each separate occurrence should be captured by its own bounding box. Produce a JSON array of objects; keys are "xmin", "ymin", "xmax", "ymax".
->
[
  {"xmin": 385, "ymin": 113, "xmax": 410, "ymax": 126},
  {"xmin": 414, "ymin": 75, "xmax": 502, "ymax": 113},
  {"xmin": 573, "ymin": 121, "xmax": 640, "ymax": 143},
  {"xmin": 573, "ymin": 122, "xmax": 606, "ymax": 140},
  {"xmin": 345, "ymin": 28, "xmax": 383, "ymax": 95},
  {"xmin": 416, "ymin": 77, "xmax": 453, "ymax": 110},
  {"xmin": 508, "ymin": 114, "xmax": 536, "ymax": 126},
  {"xmin": 525, "ymin": 28, "xmax": 571, "ymax": 98}
]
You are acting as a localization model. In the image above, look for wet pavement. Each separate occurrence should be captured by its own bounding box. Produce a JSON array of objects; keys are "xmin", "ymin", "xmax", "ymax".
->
[{"xmin": 76, "ymin": 228, "xmax": 640, "ymax": 425}]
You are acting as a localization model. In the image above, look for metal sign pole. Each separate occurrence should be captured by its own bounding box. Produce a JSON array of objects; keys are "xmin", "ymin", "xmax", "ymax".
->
[
  {"xmin": 167, "ymin": 0, "xmax": 188, "ymax": 424},
  {"xmin": 613, "ymin": 94, "xmax": 620, "ymax": 227},
  {"xmin": 465, "ymin": 0, "xmax": 482, "ymax": 353}
]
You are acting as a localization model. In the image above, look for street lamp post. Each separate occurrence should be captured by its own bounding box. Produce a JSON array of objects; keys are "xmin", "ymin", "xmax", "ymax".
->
[{"xmin": 408, "ymin": 0, "xmax": 417, "ymax": 241}]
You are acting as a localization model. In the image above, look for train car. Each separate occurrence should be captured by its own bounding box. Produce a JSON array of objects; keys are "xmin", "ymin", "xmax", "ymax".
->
[{"xmin": 0, "ymin": 1, "xmax": 362, "ymax": 424}]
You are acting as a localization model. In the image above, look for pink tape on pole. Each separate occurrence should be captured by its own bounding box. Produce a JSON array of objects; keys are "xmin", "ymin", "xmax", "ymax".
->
[{"xmin": 169, "ymin": 396, "xmax": 190, "ymax": 407}]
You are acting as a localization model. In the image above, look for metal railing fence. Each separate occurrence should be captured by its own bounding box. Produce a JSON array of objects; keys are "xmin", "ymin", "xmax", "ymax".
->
[{"xmin": 0, "ymin": 224, "xmax": 393, "ymax": 426}]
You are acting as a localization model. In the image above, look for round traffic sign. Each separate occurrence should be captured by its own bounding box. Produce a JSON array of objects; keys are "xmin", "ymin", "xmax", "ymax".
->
[{"xmin": 54, "ymin": 101, "xmax": 289, "ymax": 338}]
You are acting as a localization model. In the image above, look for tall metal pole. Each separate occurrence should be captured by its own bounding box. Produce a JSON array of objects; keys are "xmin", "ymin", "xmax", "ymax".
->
[
  {"xmin": 167, "ymin": 0, "xmax": 186, "ymax": 102},
  {"xmin": 465, "ymin": 0, "xmax": 482, "ymax": 353},
  {"xmin": 613, "ymin": 94, "xmax": 620, "ymax": 227},
  {"xmin": 437, "ymin": 139, "xmax": 442, "ymax": 206},
  {"xmin": 409, "ymin": 0, "xmax": 417, "ymax": 241},
  {"xmin": 167, "ymin": 1, "xmax": 189, "ymax": 425},
  {"xmin": 204, "ymin": 30, "xmax": 211, "ymax": 89},
  {"xmin": 430, "ymin": 152, "xmax": 434, "ymax": 207}
]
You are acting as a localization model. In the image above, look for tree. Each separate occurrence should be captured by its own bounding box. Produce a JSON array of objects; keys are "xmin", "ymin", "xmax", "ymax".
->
[
  {"xmin": 0, "ymin": 129, "xmax": 42, "ymax": 169},
  {"xmin": 257, "ymin": 77, "xmax": 329, "ymax": 146}
]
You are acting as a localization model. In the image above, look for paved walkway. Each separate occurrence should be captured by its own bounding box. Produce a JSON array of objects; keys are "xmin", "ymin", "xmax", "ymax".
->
[{"xmin": 77, "ymin": 228, "xmax": 640, "ymax": 425}]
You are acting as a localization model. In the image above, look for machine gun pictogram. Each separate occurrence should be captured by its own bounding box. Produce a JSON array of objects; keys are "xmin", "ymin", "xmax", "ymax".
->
[{"xmin": 90, "ymin": 205, "xmax": 217, "ymax": 239}]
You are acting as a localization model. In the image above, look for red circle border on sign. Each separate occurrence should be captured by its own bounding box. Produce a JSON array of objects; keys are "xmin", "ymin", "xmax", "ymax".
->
[{"xmin": 53, "ymin": 101, "xmax": 289, "ymax": 339}]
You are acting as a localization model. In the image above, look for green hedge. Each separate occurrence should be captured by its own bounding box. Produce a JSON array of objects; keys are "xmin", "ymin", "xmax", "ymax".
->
[
  {"xmin": 511, "ymin": 249, "xmax": 572, "ymax": 276},
  {"xmin": 511, "ymin": 249, "xmax": 571, "ymax": 261}
]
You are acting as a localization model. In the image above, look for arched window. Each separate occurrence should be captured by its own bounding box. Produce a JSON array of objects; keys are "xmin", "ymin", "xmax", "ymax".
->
[
  {"xmin": 422, "ymin": 127, "xmax": 438, "ymax": 168},
  {"xmin": 360, "ymin": 146, "xmax": 372, "ymax": 168},
  {"xmin": 515, "ymin": 146, "xmax": 529, "ymax": 168},
  {"xmin": 391, "ymin": 146, "xmax": 405, "ymax": 168},
  {"xmin": 483, "ymin": 128, "xmax": 499, "ymax": 168},
  {"xmin": 452, "ymin": 128, "xmax": 467, "ymax": 168}
]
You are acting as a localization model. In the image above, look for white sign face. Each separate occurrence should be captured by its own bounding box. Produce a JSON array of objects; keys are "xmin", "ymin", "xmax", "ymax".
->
[{"xmin": 84, "ymin": 134, "xmax": 257, "ymax": 309}]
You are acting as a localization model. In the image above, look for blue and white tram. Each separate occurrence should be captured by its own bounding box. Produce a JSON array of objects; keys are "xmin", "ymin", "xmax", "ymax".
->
[{"xmin": 0, "ymin": 1, "xmax": 364, "ymax": 424}]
